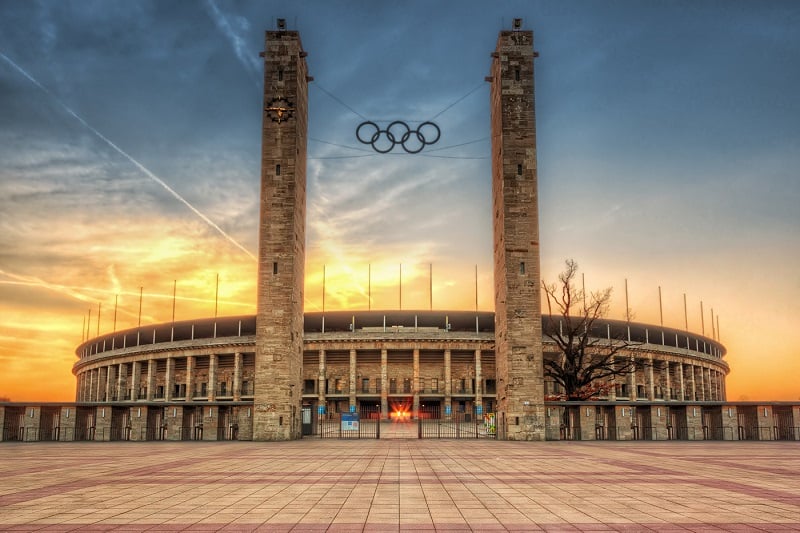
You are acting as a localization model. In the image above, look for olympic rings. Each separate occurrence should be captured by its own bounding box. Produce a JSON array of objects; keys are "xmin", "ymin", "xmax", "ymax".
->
[{"xmin": 356, "ymin": 120, "xmax": 441, "ymax": 154}]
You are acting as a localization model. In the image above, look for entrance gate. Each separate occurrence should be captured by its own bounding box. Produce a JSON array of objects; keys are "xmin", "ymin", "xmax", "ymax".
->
[{"xmin": 418, "ymin": 411, "xmax": 497, "ymax": 440}]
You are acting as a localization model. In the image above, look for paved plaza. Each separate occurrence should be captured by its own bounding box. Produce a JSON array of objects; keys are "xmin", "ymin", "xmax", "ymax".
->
[{"xmin": 0, "ymin": 437, "xmax": 798, "ymax": 532}]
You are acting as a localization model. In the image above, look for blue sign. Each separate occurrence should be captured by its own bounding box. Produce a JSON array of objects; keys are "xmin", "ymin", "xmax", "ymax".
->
[
  {"xmin": 341, "ymin": 413, "xmax": 360, "ymax": 431},
  {"xmin": 349, "ymin": 404, "xmax": 356, "ymax": 413},
  {"xmin": 476, "ymin": 405, "xmax": 483, "ymax": 415},
  {"xmin": 317, "ymin": 406, "xmax": 326, "ymax": 415},
  {"xmin": 445, "ymin": 405, "xmax": 452, "ymax": 415}
]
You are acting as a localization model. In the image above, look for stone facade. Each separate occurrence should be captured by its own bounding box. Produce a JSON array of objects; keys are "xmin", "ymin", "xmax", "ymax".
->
[
  {"xmin": 490, "ymin": 25, "xmax": 545, "ymax": 440},
  {"xmin": 254, "ymin": 29, "xmax": 308, "ymax": 440}
]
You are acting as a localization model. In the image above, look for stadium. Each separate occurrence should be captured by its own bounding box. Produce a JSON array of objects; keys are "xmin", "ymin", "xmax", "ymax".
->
[{"xmin": 64, "ymin": 309, "xmax": 731, "ymax": 442}]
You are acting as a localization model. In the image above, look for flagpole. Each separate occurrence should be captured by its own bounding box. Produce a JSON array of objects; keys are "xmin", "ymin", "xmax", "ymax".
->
[
  {"xmin": 368, "ymin": 264, "xmax": 371, "ymax": 310},
  {"xmin": 399, "ymin": 263, "xmax": 402, "ymax": 310},
  {"xmin": 322, "ymin": 265, "xmax": 326, "ymax": 312},
  {"xmin": 474, "ymin": 264, "xmax": 478, "ymax": 312},
  {"xmin": 700, "ymin": 300, "xmax": 705, "ymax": 336},
  {"xmin": 87, "ymin": 308, "xmax": 91, "ymax": 339},
  {"xmin": 683, "ymin": 293, "xmax": 688, "ymax": 331},
  {"xmin": 96, "ymin": 302, "xmax": 101, "ymax": 337},
  {"xmin": 429, "ymin": 263, "xmax": 433, "ymax": 311},
  {"xmin": 710, "ymin": 307, "xmax": 715, "ymax": 340},
  {"xmin": 214, "ymin": 273, "xmax": 219, "ymax": 318},
  {"xmin": 113, "ymin": 294, "xmax": 118, "ymax": 332},
  {"xmin": 582, "ymin": 273, "xmax": 586, "ymax": 310},
  {"xmin": 624, "ymin": 278, "xmax": 629, "ymax": 322},
  {"xmin": 658, "ymin": 286, "xmax": 663, "ymax": 326},
  {"xmin": 172, "ymin": 280, "xmax": 176, "ymax": 324},
  {"xmin": 138, "ymin": 286, "xmax": 143, "ymax": 327}
]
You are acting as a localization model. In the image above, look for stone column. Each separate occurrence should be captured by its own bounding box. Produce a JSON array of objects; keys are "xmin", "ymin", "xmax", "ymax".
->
[
  {"xmin": 164, "ymin": 357, "xmax": 174, "ymax": 401},
  {"xmin": 105, "ymin": 365, "xmax": 115, "ymax": 402},
  {"xmin": 233, "ymin": 353, "xmax": 242, "ymax": 401},
  {"xmin": 608, "ymin": 361, "xmax": 617, "ymax": 401},
  {"xmin": 677, "ymin": 363, "xmax": 685, "ymax": 401},
  {"xmin": 721, "ymin": 372, "xmax": 727, "ymax": 401},
  {"xmin": 628, "ymin": 358, "xmax": 636, "ymax": 400},
  {"xmin": 664, "ymin": 361, "xmax": 671, "ymax": 401},
  {"xmin": 412, "ymin": 348, "xmax": 420, "ymax": 418},
  {"xmin": 380, "ymin": 349, "xmax": 388, "ymax": 419},
  {"xmin": 698, "ymin": 366, "xmax": 706, "ymax": 401},
  {"xmin": 475, "ymin": 349, "xmax": 483, "ymax": 410},
  {"xmin": 186, "ymin": 356, "xmax": 196, "ymax": 400},
  {"xmin": 349, "ymin": 349, "xmax": 357, "ymax": 412},
  {"xmin": 646, "ymin": 357, "xmax": 655, "ymax": 401},
  {"xmin": 208, "ymin": 354, "xmax": 217, "ymax": 401},
  {"xmin": 444, "ymin": 349, "xmax": 452, "ymax": 417},
  {"xmin": 318, "ymin": 349, "xmax": 326, "ymax": 412},
  {"xmin": 97, "ymin": 367, "xmax": 105, "ymax": 402},
  {"xmin": 131, "ymin": 361, "xmax": 141, "ymax": 401},
  {"xmin": 689, "ymin": 365, "xmax": 697, "ymax": 401},
  {"xmin": 117, "ymin": 363, "xmax": 127, "ymax": 401},
  {"xmin": 146, "ymin": 360, "xmax": 155, "ymax": 401}
]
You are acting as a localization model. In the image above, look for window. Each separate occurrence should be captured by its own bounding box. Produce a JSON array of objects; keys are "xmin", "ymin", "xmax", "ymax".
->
[
  {"xmin": 389, "ymin": 378, "xmax": 397, "ymax": 394},
  {"xmin": 273, "ymin": 262, "xmax": 278, "ymax": 275},
  {"xmin": 520, "ymin": 262, "xmax": 526, "ymax": 274},
  {"xmin": 200, "ymin": 382, "xmax": 207, "ymax": 396},
  {"xmin": 514, "ymin": 68, "xmax": 520, "ymax": 81},
  {"xmin": 431, "ymin": 378, "xmax": 438, "ymax": 393},
  {"xmin": 275, "ymin": 164, "xmax": 281, "ymax": 176},
  {"xmin": 362, "ymin": 378, "xmax": 369, "ymax": 393},
  {"xmin": 335, "ymin": 379, "xmax": 343, "ymax": 393},
  {"xmin": 403, "ymin": 378, "xmax": 411, "ymax": 394}
]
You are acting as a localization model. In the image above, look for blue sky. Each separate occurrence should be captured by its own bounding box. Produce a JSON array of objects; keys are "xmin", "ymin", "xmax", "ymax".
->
[{"xmin": 0, "ymin": 0, "xmax": 798, "ymax": 401}]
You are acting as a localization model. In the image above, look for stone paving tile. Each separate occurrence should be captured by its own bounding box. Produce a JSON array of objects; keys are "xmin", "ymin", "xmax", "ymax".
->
[{"xmin": 1, "ymin": 440, "xmax": 800, "ymax": 531}]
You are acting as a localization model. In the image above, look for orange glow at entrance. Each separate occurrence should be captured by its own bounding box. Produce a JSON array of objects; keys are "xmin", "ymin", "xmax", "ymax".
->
[{"xmin": 389, "ymin": 399, "xmax": 413, "ymax": 421}]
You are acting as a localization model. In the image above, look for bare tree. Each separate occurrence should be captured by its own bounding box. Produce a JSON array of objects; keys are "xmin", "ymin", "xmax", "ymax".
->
[{"xmin": 542, "ymin": 259, "xmax": 636, "ymax": 401}]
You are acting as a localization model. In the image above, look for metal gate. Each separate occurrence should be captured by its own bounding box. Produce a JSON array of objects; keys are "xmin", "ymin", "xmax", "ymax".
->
[
  {"xmin": 418, "ymin": 410, "xmax": 497, "ymax": 439},
  {"xmin": 317, "ymin": 413, "xmax": 380, "ymax": 439}
]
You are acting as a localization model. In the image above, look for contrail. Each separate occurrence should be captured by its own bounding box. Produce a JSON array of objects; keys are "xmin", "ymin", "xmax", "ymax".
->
[
  {"xmin": 0, "ymin": 51, "xmax": 257, "ymax": 262},
  {"xmin": 204, "ymin": 0, "xmax": 260, "ymax": 89}
]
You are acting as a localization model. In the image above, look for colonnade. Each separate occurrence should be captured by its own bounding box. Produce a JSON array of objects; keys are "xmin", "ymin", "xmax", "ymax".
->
[
  {"xmin": 307, "ymin": 346, "xmax": 494, "ymax": 419},
  {"xmin": 76, "ymin": 352, "xmax": 252, "ymax": 403},
  {"xmin": 553, "ymin": 356, "xmax": 728, "ymax": 402}
]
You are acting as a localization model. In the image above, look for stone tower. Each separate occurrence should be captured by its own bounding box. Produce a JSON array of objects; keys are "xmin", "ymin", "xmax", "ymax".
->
[
  {"xmin": 490, "ymin": 20, "xmax": 545, "ymax": 440},
  {"xmin": 253, "ymin": 25, "xmax": 308, "ymax": 441}
]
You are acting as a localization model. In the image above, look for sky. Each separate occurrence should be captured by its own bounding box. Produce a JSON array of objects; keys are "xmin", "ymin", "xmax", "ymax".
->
[{"xmin": 1, "ymin": 0, "xmax": 798, "ymax": 402}]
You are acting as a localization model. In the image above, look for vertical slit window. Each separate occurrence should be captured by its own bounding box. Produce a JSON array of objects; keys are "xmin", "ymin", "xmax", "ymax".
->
[
  {"xmin": 275, "ymin": 164, "xmax": 281, "ymax": 176},
  {"xmin": 520, "ymin": 262, "xmax": 526, "ymax": 274},
  {"xmin": 515, "ymin": 68, "xmax": 520, "ymax": 81},
  {"xmin": 517, "ymin": 163, "xmax": 523, "ymax": 175},
  {"xmin": 277, "ymin": 69, "xmax": 283, "ymax": 81},
  {"xmin": 273, "ymin": 262, "xmax": 278, "ymax": 275}
]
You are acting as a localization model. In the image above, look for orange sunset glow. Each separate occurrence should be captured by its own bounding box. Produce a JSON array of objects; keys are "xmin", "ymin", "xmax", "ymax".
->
[{"xmin": 1, "ymin": 2, "xmax": 799, "ymax": 404}]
